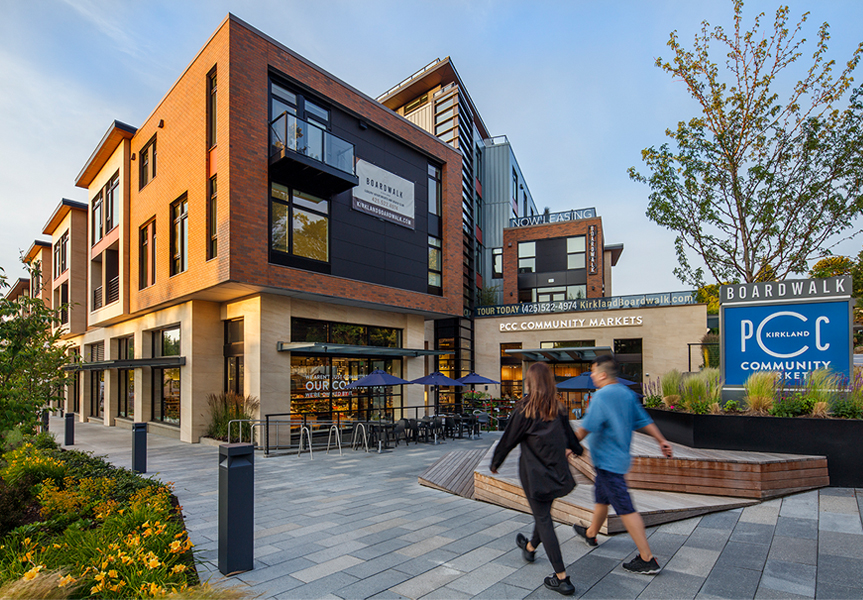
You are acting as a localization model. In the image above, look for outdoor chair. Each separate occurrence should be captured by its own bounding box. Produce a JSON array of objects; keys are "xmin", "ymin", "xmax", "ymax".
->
[
  {"xmin": 393, "ymin": 419, "xmax": 407, "ymax": 446},
  {"xmin": 475, "ymin": 412, "xmax": 490, "ymax": 438},
  {"xmin": 417, "ymin": 416, "xmax": 432, "ymax": 442},
  {"xmin": 406, "ymin": 418, "xmax": 420, "ymax": 444}
]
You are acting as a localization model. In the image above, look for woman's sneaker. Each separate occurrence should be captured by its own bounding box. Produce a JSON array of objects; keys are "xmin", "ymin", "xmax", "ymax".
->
[
  {"xmin": 515, "ymin": 533, "xmax": 535, "ymax": 562},
  {"xmin": 623, "ymin": 554, "xmax": 661, "ymax": 575},
  {"xmin": 543, "ymin": 574, "xmax": 575, "ymax": 596},
  {"xmin": 572, "ymin": 524, "xmax": 598, "ymax": 547}
]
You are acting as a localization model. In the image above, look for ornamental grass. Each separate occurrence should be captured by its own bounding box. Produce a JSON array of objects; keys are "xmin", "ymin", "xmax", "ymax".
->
[
  {"xmin": 660, "ymin": 369, "xmax": 682, "ymax": 408},
  {"xmin": 743, "ymin": 371, "xmax": 777, "ymax": 413}
]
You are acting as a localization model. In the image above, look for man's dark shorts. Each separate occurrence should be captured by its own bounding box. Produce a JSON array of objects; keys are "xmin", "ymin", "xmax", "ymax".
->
[{"xmin": 594, "ymin": 468, "xmax": 635, "ymax": 515}]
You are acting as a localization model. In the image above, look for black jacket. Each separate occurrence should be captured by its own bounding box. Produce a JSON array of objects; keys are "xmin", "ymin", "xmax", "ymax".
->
[{"xmin": 490, "ymin": 404, "xmax": 583, "ymax": 502}]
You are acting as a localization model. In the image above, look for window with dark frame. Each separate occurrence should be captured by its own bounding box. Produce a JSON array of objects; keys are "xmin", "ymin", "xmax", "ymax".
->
[
  {"xmin": 92, "ymin": 190, "xmax": 103, "ymax": 243},
  {"xmin": 224, "ymin": 319, "xmax": 244, "ymax": 395},
  {"xmin": 105, "ymin": 173, "xmax": 118, "ymax": 232},
  {"xmin": 428, "ymin": 236, "xmax": 442, "ymax": 295},
  {"xmin": 117, "ymin": 335, "xmax": 134, "ymax": 419},
  {"xmin": 207, "ymin": 176, "xmax": 217, "ymax": 259},
  {"xmin": 207, "ymin": 68, "xmax": 217, "ymax": 148},
  {"xmin": 139, "ymin": 220, "xmax": 156, "ymax": 289},
  {"xmin": 170, "ymin": 195, "xmax": 188, "ymax": 275},
  {"xmin": 492, "ymin": 248, "xmax": 503, "ymax": 279},
  {"xmin": 152, "ymin": 326, "xmax": 180, "ymax": 426},
  {"xmin": 428, "ymin": 164, "xmax": 442, "ymax": 216},
  {"xmin": 54, "ymin": 231, "xmax": 69, "ymax": 278},
  {"xmin": 139, "ymin": 136, "xmax": 157, "ymax": 189},
  {"xmin": 517, "ymin": 241, "xmax": 535, "ymax": 273},
  {"xmin": 269, "ymin": 182, "xmax": 329, "ymax": 265}
]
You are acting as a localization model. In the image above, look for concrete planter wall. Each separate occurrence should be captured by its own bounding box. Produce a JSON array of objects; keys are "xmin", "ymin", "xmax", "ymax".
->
[{"xmin": 646, "ymin": 408, "xmax": 863, "ymax": 488}]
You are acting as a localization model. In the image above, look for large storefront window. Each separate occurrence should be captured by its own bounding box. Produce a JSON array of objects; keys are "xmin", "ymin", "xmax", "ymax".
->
[
  {"xmin": 225, "ymin": 319, "xmax": 244, "ymax": 395},
  {"xmin": 291, "ymin": 318, "xmax": 402, "ymax": 348},
  {"xmin": 270, "ymin": 182, "xmax": 329, "ymax": 266},
  {"xmin": 614, "ymin": 338, "xmax": 644, "ymax": 390},
  {"xmin": 152, "ymin": 327, "xmax": 181, "ymax": 426},
  {"xmin": 290, "ymin": 356, "xmax": 402, "ymax": 420},
  {"xmin": 117, "ymin": 336, "xmax": 134, "ymax": 419}
]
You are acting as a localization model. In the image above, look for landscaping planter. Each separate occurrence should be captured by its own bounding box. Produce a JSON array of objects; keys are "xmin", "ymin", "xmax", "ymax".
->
[{"xmin": 646, "ymin": 408, "xmax": 863, "ymax": 488}]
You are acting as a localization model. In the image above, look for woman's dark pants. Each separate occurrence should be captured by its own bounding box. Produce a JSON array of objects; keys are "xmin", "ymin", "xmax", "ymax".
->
[{"xmin": 526, "ymin": 495, "xmax": 565, "ymax": 573}]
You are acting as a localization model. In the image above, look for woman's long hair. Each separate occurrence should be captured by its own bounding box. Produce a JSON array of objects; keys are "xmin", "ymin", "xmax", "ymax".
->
[{"xmin": 523, "ymin": 362, "xmax": 560, "ymax": 421}]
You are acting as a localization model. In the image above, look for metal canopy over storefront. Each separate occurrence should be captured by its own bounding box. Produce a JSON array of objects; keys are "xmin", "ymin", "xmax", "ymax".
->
[
  {"xmin": 276, "ymin": 342, "xmax": 447, "ymax": 357},
  {"xmin": 63, "ymin": 357, "xmax": 187, "ymax": 371},
  {"xmin": 504, "ymin": 346, "xmax": 612, "ymax": 363}
]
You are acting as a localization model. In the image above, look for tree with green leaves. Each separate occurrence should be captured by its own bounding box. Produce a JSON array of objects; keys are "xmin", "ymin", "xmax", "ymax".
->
[
  {"xmin": 0, "ymin": 261, "xmax": 70, "ymax": 435},
  {"xmin": 629, "ymin": 1, "xmax": 863, "ymax": 287}
]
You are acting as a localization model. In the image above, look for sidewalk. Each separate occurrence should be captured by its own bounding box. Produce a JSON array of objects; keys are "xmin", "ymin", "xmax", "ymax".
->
[{"xmin": 51, "ymin": 417, "xmax": 863, "ymax": 599}]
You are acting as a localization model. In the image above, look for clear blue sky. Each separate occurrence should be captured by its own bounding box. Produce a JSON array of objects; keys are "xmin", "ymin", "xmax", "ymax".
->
[{"xmin": 1, "ymin": 0, "xmax": 861, "ymax": 295}]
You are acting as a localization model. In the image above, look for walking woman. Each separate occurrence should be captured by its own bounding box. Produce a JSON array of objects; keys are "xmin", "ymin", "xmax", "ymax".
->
[{"xmin": 490, "ymin": 362, "xmax": 583, "ymax": 595}]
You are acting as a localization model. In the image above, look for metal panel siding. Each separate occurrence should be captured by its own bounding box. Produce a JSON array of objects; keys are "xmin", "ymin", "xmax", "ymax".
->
[
  {"xmin": 405, "ymin": 103, "xmax": 433, "ymax": 133},
  {"xmin": 479, "ymin": 143, "xmax": 513, "ymax": 292}
]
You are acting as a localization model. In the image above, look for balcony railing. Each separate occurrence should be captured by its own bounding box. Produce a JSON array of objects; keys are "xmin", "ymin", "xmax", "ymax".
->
[
  {"xmin": 269, "ymin": 112, "xmax": 355, "ymax": 177},
  {"xmin": 93, "ymin": 286, "xmax": 102, "ymax": 310},
  {"xmin": 106, "ymin": 276, "xmax": 120, "ymax": 305}
]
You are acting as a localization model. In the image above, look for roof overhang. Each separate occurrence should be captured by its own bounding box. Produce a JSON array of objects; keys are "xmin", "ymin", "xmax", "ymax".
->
[
  {"xmin": 24, "ymin": 240, "xmax": 51, "ymax": 263},
  {"xmin": 43, "ymin": 199, "xmax": 88, "ymax": 235},
  {"xmin": 75, "ymin": 120, "xmax": 137, "ymax": 189},
  {"xmin": 63, "ymin": 356, "xmax": 186, "ymax": 372},
  {"xmin": 4, "ymin": 278, "xmax": 30, "ymax": 301},
  {"xmin": 277, "ymin": 342, "xmax": 447, "ymax": 357},
  {"xmin": 605, "ymin": 243, "xmax": 624, "ymax": 266},
  {"xmin": 505, "ymin": 346, "xmax": 612, "ymax": 363}
]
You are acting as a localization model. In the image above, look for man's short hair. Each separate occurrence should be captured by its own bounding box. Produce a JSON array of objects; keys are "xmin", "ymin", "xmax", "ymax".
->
[{"xmin": 592, "ymin": 354, "xmax": 618, "ymax": 378}]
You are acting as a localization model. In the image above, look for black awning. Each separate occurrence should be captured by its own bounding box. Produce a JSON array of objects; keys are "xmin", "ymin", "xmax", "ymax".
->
[
  {"xmin": 64, "ymin": 356, "xmax": 186, "ymax": 371},
  {"xmin": 504, "ymin": 346, "xmax": 612, "ymax": 363},
  {"xmin": 277, "ymin": 342, "xmax": 446, "ymax": 358}
]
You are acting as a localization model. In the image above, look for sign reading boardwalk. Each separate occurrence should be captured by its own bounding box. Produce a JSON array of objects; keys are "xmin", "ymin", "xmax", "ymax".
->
[
  {"xmin": 352, "ymin": 159, "xmax": 416, "ymax": 229},
  {"xmin": 720, "ymin": 276, "xmax": 853, "ymax": 388}
]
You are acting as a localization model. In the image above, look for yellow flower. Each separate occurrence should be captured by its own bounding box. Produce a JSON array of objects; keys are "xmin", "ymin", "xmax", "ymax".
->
[
  {"xmin": 169, "ymin": 540, "xmax": 182, "ymax": 553},
  {"xmin": 108, "ymin": 569, "xmax": 118, "ymax": 578},
  {"xmin": 145, "ymin": 556, "xmax": 160, "ymax": 569},
  {"xmin": 95, "ymin": 571, "xmax": 106, "ymax": 582},
  {"xmin": 58, "ymin": 574, "xmax": 76, "ymax": 587},
  {"xmin": 22, "ymin": 565, "xmax": 43, "ymax": 581},
  {"xmin": 90, "ymin": 584, "xmax": 103, "ymax": 594},
  {"xmin": 149, "ymin": 582, "xmax": 164, "ymax": 596},
  {"xmin": 171, "ymin": 564, "xmax": 187, "ymax": 574},
  {"xmin": 53, "ymin": 543, "xmax": 61, "ymax": 549},
  {"xmin": 174, "ymin": 532, "xmax": 185, "ymax": 539}
]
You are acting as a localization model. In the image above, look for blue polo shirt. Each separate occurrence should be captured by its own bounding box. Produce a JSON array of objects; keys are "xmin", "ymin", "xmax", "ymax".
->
[{"xmin": 581, "ymin": 382, "xmax": 652, "ymax": 474}]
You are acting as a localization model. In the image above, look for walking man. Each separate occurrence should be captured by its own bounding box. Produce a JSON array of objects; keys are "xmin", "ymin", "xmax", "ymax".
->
[{"xmin": 572, "ymin": 354, "xmax": 673, "ymax": 574}]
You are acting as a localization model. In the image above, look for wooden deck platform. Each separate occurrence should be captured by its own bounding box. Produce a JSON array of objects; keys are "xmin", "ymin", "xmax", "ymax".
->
[
  {"xmin": 418, "ymin": 449, "xmax": 486, "ymax": 499},
  {"xmin": 474, "ymin": 443, "xmax": 759, "ymax": 534},
  {"xmin": 572, "ymin": 435, "xmax": 829, "ymax": 499}
]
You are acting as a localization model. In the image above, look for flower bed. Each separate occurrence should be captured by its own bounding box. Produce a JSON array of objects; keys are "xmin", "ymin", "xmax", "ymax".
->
[
  {"xmin": 0, "ymin": 434, "xmax": 198, "ymax": 598},
  {"xmin": 646, "ymin": 408, "xmax": 863, "ymax": 487}
]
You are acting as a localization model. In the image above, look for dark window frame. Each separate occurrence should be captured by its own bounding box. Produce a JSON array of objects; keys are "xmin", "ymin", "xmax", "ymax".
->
[
  {"xmin": 139, "ymin": 135, "xmax": 157, "ymax": 189},
  {"xmin": 268, "ymin": 181, "xmax": 330, "ymax": 271},
  {"xmin": 139, "ymin": 219, "xmax": 156, "ymax": 289},
  {"xmin": 207, "ymin": 175, "xmax": 217, "ymax": 260},
  {"xmin": 207, "ymin": 67, "xmax": 217, "ymax": 148},
  {"xmin": 428, "ymin": 235, "xmax": 442, "ymax": 295},
  {"xmin": 92, "ymin": 189, "xmax": 103, "ymax": 243},
  {"xmin": 152, "ymin": 326, "xmax": 181, "ymax": 426},
  {"xmin": 170, "ymin": 195, "xmax": 188, "ymax": 276},
  {"xmin": 117, "ymin": 335, "xmax": 134, "ymax": 419}
]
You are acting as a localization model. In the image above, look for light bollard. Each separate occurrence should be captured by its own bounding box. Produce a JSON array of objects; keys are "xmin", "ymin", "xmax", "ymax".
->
[
  {"xmin": 132, "ymin": 423, "xmax": 147, "ymax": 474},
  {"xmin": 41, "ymin": 409, "xmax": 49, "ymax": 433},
  {"xmin": 64, "ymin": 412, "xmax": 75, "ymax": 446},
  {"xmin": 218, "ymin": 443, "xmax": 254, "ymax": 575}
]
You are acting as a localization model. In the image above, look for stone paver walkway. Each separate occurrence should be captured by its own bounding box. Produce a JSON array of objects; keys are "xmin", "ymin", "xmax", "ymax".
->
[{"xmin": 51, "ymin": 417, "xmax": 863, "ymax": 599}]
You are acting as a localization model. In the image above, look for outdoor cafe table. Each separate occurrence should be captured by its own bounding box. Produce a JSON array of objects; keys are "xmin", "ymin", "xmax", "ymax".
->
[{"xmin": 364, "ymin": 421, "xmax": 396, "ymax": 449}]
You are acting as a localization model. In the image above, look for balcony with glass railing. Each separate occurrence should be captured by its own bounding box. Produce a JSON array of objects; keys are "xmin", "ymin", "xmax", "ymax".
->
[{"xmin": 268, "ymin": 112, "xmax": 358, "ymax": 195}]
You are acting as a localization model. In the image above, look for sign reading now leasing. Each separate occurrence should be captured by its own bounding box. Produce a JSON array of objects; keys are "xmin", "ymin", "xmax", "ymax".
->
[
  {"xmin": 720, "ymin": 277, "xmax": 853, "ymax": 387},
  {"xmin": 353, "ymin": 159, "xmax": 415, "ymax": 229}
]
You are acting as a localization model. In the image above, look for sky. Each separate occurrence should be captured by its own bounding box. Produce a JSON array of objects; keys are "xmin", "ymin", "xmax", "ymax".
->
[{"xmin": 1, "ymin": 0, "xmax": 862, "ymax": 296}]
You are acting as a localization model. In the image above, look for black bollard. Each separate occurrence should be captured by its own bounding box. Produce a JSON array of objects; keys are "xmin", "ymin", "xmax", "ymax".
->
[
  {"xmin": 218, "ymin": 443, "xmax": 254, "ymax": 575},
  {"xmin": 64, "ymin": 412, "xmax": 75, "ymax": 446},
  {"xmin": 132, "ymin": 423, "xmax": 147, "ymax": 474},
  {"xmin": 41, "ymin": 409, "xmax": 49, "ymax": 433}
]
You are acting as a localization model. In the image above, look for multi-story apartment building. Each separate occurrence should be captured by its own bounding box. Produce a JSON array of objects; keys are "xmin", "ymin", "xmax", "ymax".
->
[
  {"xmin": 36, "ymin": 15, "xmax": 463, "ymax": 442},
  {"xmin": 378, "ymin": 58, "xmax": 546, "ymax": 405},
  {"xmin": 23, "ymin": 240, "xmax": 52, "ymax": 308}
]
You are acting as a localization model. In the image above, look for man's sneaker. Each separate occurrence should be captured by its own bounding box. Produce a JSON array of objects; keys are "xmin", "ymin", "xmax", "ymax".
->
[
  {"xmin": 544, "ymin": 574, "xmax": 575, "ymax": 596},
  {"xmin": 623, "ymin": 554, "xmax": 661, "ymax": 575},
  {"xmin": 515, "ymin": 533, "xmax": 535, "ymax": 562},
  {"xmin": 572, "ymin": 524, "xmax": 598, "ymax": 547}
]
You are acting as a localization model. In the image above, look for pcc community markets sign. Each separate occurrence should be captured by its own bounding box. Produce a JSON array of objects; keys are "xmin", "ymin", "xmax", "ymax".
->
[
  {"xmin": 720, "ymin": 277, "xmax": 853, "ymax": 387},
  {"xmin": 353, "ymin": 160, "xmax": 415, "ymax": 229},
  {"xmin": 499, "ymin": 315, "xmax": 643, "ymax": 332}
]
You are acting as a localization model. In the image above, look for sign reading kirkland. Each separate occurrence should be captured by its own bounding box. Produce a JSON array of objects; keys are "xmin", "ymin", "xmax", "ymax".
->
[
  {"xmin": 353, "ymin": 159, "xmax": 415, "ymax": 229},
  {"xmin": 476, "ymin": 291, "xmax": 697, "ymax": 318},
  {"xmin": 721, "ymin": 277, "xmax": 853, "ymax": 387},
  {"xmin": 510, "ymin": 207, "xmax": 596, "ymax": 228}
]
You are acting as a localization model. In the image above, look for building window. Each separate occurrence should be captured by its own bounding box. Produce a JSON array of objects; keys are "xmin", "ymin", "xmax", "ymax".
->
[
  {"xmin": 428, "ymin": 236, "xmax": 442, "ymax": 295},
  {"xmin": 207, "ymin": 176, "xmax": 217, "ymax": 259},
  {"xmin": 269, "ymin": 182, "xmax": 329, "ymax": 264},
  {"xmin": 54, "ymin": 231, "xmax": 69, "ymax": 278},
  {"xmin": 567, "ymin": 236, "xmax": 586, "ymax": 270},
  {"xmin": 139, "ymin": 220, "xmax": 156, "ymax": 289},
  {"xmin": 225, "ymin": 319, "xmax": 244, "ymax": 395},
  {"xmin": 139, "ymin": 136, "xmax": 157, "ymax": 189},
  {"xmin": 475, "ymin": 243, "xmax": 482, "ymax": 276},
  {"xmin": 292, "ymin": 318, "xmax": 402, "ymax": 348},
  {"xmin": 152, "ymin": 327, "xmax": 180, "ymax": 426},
  {"xmin": 518, "ymin": 241, "xmax": 535, "ymax": 273},
  {"xmin": 92, "ymin": 190, "xmax": 103, "ymax": 243},
  {"xmin": 492, "ymin": 248, "xmax": 503, "ymax": 279},
  {"xmin": 117, "ymin": 336, "xmax": 134, "ymax": 419},
  {"xmin": 207, "ymin": 68, "xmax": 217, "ymax": 148},
  {"xmin": 428, "ymin": 164, "xmax": 442, "ymax": 216},
  {"xmin": 105, "ymin": 173, "xmax": 118, "ymax": 232},
  {"xmin": 59, "ymin": 282, "xmax": 69, "ymax": 324},
  {"xmin": 404, "ymin": 93, "xmax": 428, "ymax": 115},
  {"xmin": 512, "ymin": 169, "xmax": 518, "ymax": 208},
  {"xmin": 170, "ymin": 195, "xmax": 188, "ymax": 276},
  {"xmin": 614, "ymin": 338, "xmax": 644, "ymax": 386},
  {"xmin": 88, "ymin": 341, "xmax": 105, "ymax": 420}
]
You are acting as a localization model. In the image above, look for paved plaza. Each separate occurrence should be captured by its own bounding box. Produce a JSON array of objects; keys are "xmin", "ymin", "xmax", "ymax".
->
[{"xmin": 52, "ymin": 417, "xmax": 863, "ymax": 599}]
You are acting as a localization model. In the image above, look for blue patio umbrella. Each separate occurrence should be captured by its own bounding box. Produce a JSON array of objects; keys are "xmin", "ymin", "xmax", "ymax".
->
[
  {"xmin": 411, "ymin": 372, "xmax": 463, "ymax": 414},
  {"xmin": 557, "ymin": 373, "xmax": 638, "ymax": 391},
  {"xmin": 456, "ymin": 372, "xmax": 501, "ymax": 386},
  {"xmin": 345, "ymin": 369, "xmax": 410, "ymax": 388}
]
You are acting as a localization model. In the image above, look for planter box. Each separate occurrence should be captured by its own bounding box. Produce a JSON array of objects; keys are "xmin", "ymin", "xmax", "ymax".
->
[{"xmin": 646, "ymin": 408, "xmax": 863, "ymax": 488}]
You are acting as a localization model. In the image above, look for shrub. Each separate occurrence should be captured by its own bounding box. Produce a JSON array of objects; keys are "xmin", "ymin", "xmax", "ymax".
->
[
  {"xmin": 743, "ymin": 371, "xmax": 777, "ymax": 413},
  {"xmin": 723, "ymin": 399, "xmax": 740, "ymax": 413},
  {"xmin": 0, "ymin": 476, "xmax": 39, "ymax": 538},
  {"xmin": 770, "ymin": 393, "xmax": 814, "ymax": 418},
  {"xmin": 204, "ymin": 392, "xmax": 259, "ymax": 442},
  {"xmin": 2, "ymin": 444, "xmax": 66, "ymax": 486},
  {"xmin": 644, "ymin": 396, "xmax": 663, "ymax": 409},
  {"xmin": 831, "ymin": 395, "xmax": 863, "ymax": 419}
]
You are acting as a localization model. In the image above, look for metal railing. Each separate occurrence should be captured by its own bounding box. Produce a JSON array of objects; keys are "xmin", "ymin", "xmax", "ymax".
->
[
  {"xmin": 106, "ymin": 276, "xmax": 120, "ymax": 305},
  {"xmin": 92, "ymin": 286, "xmax": 103, "ymax": 310},
  {"xmin": 269, "ymin": 112, "xmax": 355, "ymax": 176}
]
